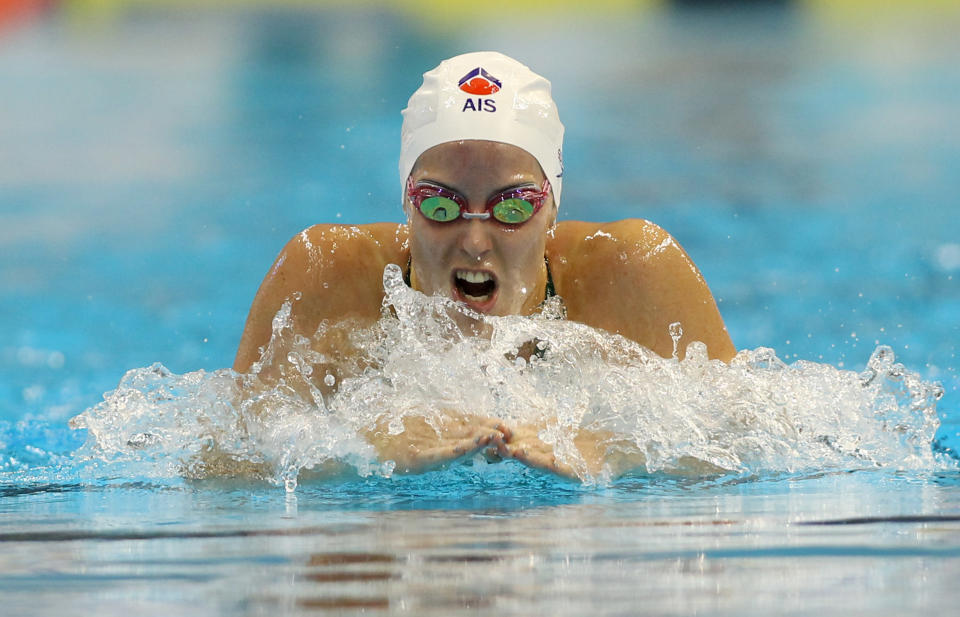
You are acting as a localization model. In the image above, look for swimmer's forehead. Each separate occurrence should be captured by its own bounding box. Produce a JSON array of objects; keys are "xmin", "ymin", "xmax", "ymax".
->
[{"xmin": 410, "ymin": 140, "xmax": 546, "ymax": 187}]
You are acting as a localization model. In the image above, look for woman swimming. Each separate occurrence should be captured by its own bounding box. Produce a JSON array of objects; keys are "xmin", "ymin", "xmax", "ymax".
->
[{"xmin": 233, "ymin": 52, "xmax": 736, "ymax": 478}]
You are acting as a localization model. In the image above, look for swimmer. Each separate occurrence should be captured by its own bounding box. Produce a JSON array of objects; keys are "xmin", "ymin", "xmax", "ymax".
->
[{"xmin": 234, "ymin": 52, "xmax": 736, "ymax": 479}]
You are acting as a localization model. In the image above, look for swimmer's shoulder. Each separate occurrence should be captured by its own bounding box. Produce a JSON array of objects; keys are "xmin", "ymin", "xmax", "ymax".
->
[
  {"xmin": 546, "ymin": 217, "xmax": 679, "ymax": 319},
  {"xmin": 547, "ymin": 218, "xmax": 676, "ymax": 278},
  {"xmin": 291, "ymin": 223, "xmax": 409, "ymax": 269},
  {"xmin": 547, "ymin": 219, "xmax": 735, "ymax": 361},
  {"xmin": 234, "ymin": 223, "xmax": 409, "ymax": 372},
  {"xmin": 271, "ymin": 222, "xmax": 409, "ymax": 296}
]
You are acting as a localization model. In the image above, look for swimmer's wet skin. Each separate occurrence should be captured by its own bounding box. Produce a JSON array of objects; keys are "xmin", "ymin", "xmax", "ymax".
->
[
  {"xmin": 73, "ymin": 261, "xmax": 945, "ymax": 488},
  {"xmin": 233, "ymin": 52, "xmax": 737, "ymax": 481}
]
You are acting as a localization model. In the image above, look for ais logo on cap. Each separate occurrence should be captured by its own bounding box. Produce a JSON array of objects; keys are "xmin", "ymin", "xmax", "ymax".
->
[
  {"xmin": 459, "ymin": 67, "xmax": 500, "ymax": 113},
  {"xmin": 458, "ymin": 67, "xmax": 501, "ymax": 95}
]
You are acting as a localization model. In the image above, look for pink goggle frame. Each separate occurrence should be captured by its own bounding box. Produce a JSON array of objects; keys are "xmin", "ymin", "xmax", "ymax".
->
[{"xmin": 406, "ymin": 177, "xmax": 552, "ymax": 225}]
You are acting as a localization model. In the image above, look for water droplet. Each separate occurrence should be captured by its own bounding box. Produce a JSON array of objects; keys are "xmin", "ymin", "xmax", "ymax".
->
[
  {"xmin": 324, "ymin": 374, "xmax": 336, "ymax": 387},
  {"xmin": 684, "ymin": 341, "xmax": 708, "ymax": 364},
  {"xmin": 932, "ymin": 385, "xmax": 945, "ymax": 401},
  {"xmin": 388, "ymin": 417, "xmax": 404, "ymax": 435},
  {"xmin": 668, "ymin": 322, "xmax": 683, "ymax": 359},
  {"xmin": 127, "ymin": 432, "xmax": 159, "ymax": 449}
]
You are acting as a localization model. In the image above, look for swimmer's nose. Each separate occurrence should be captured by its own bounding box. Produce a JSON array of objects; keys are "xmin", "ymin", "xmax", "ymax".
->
[{"xmin": 459, "ymin": 217, "xmax": 493, "ymax": 259}]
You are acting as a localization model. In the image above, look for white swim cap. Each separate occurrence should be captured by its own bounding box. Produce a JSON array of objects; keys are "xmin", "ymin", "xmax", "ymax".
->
[{"xmin": 399, "ymin": 51, "xmax": 565, "ymax": 207}]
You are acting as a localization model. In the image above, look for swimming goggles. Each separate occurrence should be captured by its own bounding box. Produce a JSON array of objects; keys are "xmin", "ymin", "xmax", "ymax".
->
[{"xmin": 406, "ymin": 177, "xmax": 551, "ymax": 225}]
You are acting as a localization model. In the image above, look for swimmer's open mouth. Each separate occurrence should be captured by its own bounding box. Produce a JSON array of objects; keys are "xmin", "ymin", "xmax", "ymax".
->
[{"xmin": 453, "ymin": 269, "xmax": 498, "ymax": 307}]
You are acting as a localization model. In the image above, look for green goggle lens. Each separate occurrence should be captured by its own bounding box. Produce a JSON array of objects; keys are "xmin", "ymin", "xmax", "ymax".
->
[
  {"xmin": 418, "ymin": 195, "xmax": 536, "ymax": 224},
  {"xmin": 419, "ymin": 196, "xmax": 461, "ymax": 222},
  {"xmin": 492, "ymin": 198, "xmax": 535, "ymax": 224}
]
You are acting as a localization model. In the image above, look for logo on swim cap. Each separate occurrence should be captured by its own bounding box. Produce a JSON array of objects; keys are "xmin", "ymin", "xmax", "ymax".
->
[{"xmin": 458, "ymin": 67, "xmax": 501, "ymax": 95}]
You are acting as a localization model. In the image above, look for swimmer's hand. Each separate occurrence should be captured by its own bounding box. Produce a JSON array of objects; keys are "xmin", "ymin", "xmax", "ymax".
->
[
  {"xmin": 366, "ymin": 413, "xmax": 510, "ymax": 474},
  {"xmin": 498, "ymin": 425, "xmax": 645, "ymax": 481}
]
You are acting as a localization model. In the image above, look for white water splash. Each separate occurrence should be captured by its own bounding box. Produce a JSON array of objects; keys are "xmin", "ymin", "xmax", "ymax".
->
[{"xmin": 69, "ymin": 264, "xmax": 950, "ymax": 490}]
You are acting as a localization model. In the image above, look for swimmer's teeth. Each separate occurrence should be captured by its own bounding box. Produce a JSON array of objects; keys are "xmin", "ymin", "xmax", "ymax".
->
[
  {"xmin": 455, "ymin": 270, "xmax": 495, "ymax": 301},
  {"xmin": 457, "ymin": 270, "xmax": 492, "ymax": 284}
]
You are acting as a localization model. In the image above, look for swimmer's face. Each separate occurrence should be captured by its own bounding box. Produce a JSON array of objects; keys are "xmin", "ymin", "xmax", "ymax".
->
[{"xmin": 406, "ymin": 140, "xmax": 557, "ymax": 319}]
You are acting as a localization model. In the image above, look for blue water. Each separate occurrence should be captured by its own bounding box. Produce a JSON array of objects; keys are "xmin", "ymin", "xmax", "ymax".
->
[{"xmin": 2, "ymin": 2, "xmax": 960, "ymax": 615}]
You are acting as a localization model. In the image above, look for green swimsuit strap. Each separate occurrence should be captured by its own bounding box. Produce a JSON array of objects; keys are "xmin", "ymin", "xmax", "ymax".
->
[{"xmin": 544, "ymin": 256, "xmax": 555, "ymax": 300}]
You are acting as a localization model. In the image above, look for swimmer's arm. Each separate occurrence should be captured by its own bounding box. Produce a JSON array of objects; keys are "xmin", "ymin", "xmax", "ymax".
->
[
  {"xmin": 550, "ymin": 220, "xmax": 735, "ymax": 362},
  {"xmin": 233, "ymin": 223, "xmax": 408, "ymax": 373},
  {"xmin": 504, "ymin": 426, "xmax": 733, "ymax": 479}
]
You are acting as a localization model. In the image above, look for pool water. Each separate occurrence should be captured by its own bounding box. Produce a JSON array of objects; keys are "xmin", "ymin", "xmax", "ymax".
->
[
  {"xmin": 2, "ymin": 2, "xmax": 960, "ymax": 615},
  {"xmin": 3, "ymin": 472, "xmax": 960, "ymax": 615}
]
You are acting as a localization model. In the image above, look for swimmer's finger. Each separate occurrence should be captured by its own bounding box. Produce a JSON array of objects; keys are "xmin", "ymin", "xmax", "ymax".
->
[
  {"xmin": 472, "ymin": 426, "xmax": 504, "ymax": 444},
  {"xmin": 472, "ymin": 416, "xmax": 511, "ymax": 440},
  {"xmin": 443, "ymin": 415, "xmax": 508, "ymax": 440},
  {"xmin": 427, "ymin": 427, "xmax": 505, "ymax": 463},
  {"xmin": 525, "ymin": 453, "xmax": 576, "ymax": 479},
  {"xmin": 505, "ymin": 442, "xmax": 577, "ymax": 479},
  {"xmin": 419, "ymin": 440, "xmax": 482, "ymax": 466}
]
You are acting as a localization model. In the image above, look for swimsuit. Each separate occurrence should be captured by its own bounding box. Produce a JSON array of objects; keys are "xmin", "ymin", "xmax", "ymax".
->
[{"xmin": 544, "ymin": 256, "xmax": 556, "ymax": 301}]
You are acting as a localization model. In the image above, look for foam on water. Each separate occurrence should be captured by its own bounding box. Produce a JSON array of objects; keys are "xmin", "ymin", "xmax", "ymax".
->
[{"xmin": 69, "ymin": 265, "xmax": 950, "ymax": 490}]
